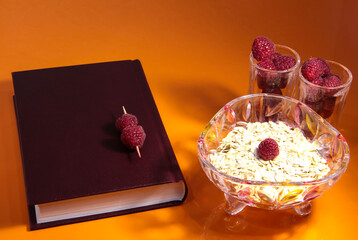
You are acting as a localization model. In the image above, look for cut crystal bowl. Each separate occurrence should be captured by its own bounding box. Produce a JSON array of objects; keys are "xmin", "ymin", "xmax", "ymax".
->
[{"xmin": 197, "ymin": 94, "xmax": 349, "ymax": 215}]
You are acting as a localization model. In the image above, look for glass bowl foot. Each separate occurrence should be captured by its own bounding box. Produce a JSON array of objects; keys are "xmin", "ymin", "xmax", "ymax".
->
[
  {"xmin": 224, "ymin": 193, "xmax": 246, "ymax": 215},
  {"xmin": 294, "ymin": 201, "xmax": 312, "ymax": 216}
]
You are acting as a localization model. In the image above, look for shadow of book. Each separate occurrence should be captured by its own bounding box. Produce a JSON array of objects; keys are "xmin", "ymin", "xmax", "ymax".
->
[{"xmin": 0, "ymin": 79, "xmax": 28, "ymax": 229}]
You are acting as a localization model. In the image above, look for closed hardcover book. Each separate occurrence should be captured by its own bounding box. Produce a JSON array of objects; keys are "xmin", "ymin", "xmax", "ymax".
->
[{"xmin": 12, "ymin": 60, "xmax": 187, "ymax": 230}]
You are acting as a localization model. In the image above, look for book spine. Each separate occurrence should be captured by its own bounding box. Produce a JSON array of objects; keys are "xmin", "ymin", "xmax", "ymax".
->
[{"xmin": 132, "ymin": 60, "xmax": 185, "ymax": 183}]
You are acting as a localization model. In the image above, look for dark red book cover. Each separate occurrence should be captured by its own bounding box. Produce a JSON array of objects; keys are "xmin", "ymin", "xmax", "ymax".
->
[{"xmin": 12, "ymin": 60, "xmax": 187, "ymax": 230}]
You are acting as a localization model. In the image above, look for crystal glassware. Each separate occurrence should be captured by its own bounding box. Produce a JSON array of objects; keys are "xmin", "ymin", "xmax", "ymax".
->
[
  {"xmin": 297, "ymin": 60, "xmax": 352, "ymax": 128},
  {"xmin": 197, "ymin": 94, "xmax": 349, "ymax": 215},
  {"xmin": 249, "ymin": 45, "xmax": 301, "ymax": 97}
]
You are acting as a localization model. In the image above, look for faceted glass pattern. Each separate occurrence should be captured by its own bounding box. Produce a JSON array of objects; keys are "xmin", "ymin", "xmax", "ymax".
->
[{"xmin": 197, "ymin": 94, "xmax": 349, "ymax": 215}]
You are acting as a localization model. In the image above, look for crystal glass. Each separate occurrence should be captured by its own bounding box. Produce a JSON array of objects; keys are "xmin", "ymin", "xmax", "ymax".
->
[
  {"xmin": 197, "ymin": 94, "xmax": 349, "ymax": 215},
  {"xmin": 249, "ymin": 45, "xmax": 301, "ymax": 97},
  {"xmin": 297, "ymin": 60, "xmax": 352, "ymax": 128}
]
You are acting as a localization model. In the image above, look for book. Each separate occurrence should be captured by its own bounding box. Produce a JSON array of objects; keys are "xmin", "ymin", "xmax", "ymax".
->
[{"xmin": 12, "ymin": 60, "xmax": 187, "ymax": 230}]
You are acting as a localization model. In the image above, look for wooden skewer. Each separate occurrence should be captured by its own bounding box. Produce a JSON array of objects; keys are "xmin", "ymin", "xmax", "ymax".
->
[
  {"xmin": 122, "ymin": 106, "xmax": 141, "ymax": 158},
  {"xmin": 136, "ymin": 146, "xmax": 141, "ymax": 158}
]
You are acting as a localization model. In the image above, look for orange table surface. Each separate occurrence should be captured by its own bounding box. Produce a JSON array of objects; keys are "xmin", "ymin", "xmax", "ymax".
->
[{"xmin": 1, "ymin": 1, "xmax": 358, "ymax": 239}]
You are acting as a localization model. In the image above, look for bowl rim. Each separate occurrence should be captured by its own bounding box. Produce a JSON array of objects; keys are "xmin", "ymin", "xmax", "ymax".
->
[{"xmin": 197, "ymin": 93, "xmax": 350, "ymax": 186}]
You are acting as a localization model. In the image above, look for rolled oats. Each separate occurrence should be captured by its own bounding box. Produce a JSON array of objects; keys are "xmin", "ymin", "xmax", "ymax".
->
[{"xmin": 210, "ymin": 121, "xmax": 330, "ymax": 182}]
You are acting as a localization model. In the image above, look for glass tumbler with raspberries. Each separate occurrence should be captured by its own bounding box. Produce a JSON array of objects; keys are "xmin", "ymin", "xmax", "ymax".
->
[
  {"xmin": 249, "ymin": 36, "xmax": 301, "ymax": 98},
  {"xmin": 297, "ymin": 58, "xmax": 352, "ymax": 128}
]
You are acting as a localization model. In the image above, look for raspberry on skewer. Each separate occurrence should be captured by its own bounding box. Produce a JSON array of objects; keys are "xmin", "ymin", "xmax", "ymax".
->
[
  {"xmin": 121, "ymin": 125, "xmax": 146, "ymax": 158},
  {"xmin": 118, "ymin": 106, "xmax": 146, "ymax": 158},
  {"xmin": 115, "ymin": 106, "xmax": 138, "ymax": 132}
]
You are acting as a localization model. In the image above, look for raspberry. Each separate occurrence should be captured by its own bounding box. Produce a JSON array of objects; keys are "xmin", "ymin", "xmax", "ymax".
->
[
  {"xmin": 257, "ymin": 138, "xmax": 279, "ymax": 161},
  {"xmin": 304, "ymin": 100, "xmax": 323, "ymax": 114},
  {"xmin": 304, "ymin": 77, "xmax": 324, "ymax": 102},
  {"xmin": 272, "ymin": 52, "xmax": 282, "ymax": 62},
  {"xmin": 252, "ymin": 36, "xmax": 275, "ymax": 61},
  {"xmin": 317, "ymin": 58, "xmax": 331, "ymax": 75},
  {"xmin": 320, "ymin": 97, "xmax": 336, "ymax": 118},
  {"xmin": 323, "ymin": 74, "xmax": 343, "ymax": 96},
  {"xmin": 311, "ymin": 77, "xmax": 325, "ymax": 86},
  {"xmin": 301, "ymin": 58, "xmax": 326, "ymax": 81},
  {"xmin": 257, "ymin": 58, "xmax": 276, "ymax": 70},
  {"xmin": 256, "ymin": 59, "xmax": 280, "ymax": 89},
  {"xmin": 320, "ymin": 108, "xmax": 334, "ymax": 119},
  {"xmin": 115, "ymin": 113, "xmax": 138, "ymax": 132},
  {"xmin": 278, "ymin": 75, "xmax": 288, "ymax": 89},
  {"xmin": 323, "ymin": 74, "xmax": 342, "ymax": 87},
  {"xmin": 262, "ymin": 87, "xmax": 282, "ymax": 95},
  {"xmin": 273, "ymin": 55, "xmax": 296, "ymax": 70},
  {"xmin": 120, "ymin": 125, "xmax": 146, "ymax": 149},
  {"xmin": 322, "ymin": 96, "xmax": 336, "ymax": 110}
]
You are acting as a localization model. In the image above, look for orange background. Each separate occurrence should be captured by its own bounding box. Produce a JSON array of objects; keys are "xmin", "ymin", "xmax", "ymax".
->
[{"xmin": 1, "ymin": 1, "xmax": 358, "ymax": 239}]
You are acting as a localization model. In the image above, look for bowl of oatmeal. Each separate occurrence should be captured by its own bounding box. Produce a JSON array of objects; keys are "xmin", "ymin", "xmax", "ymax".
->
[{"xmin": 197, "ymin": 94, "xmax": 349, "ymax": 215}]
